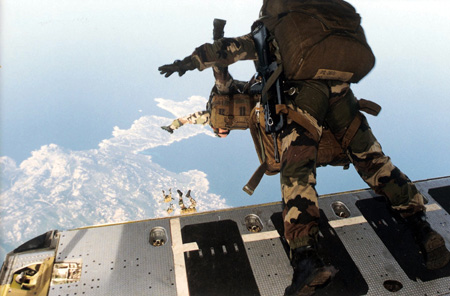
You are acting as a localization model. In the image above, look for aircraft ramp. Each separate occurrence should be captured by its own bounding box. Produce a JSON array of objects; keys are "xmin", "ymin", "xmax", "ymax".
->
[{"xmin": 1, "ymin": 176, "xmax": 450, "ymax": 295}]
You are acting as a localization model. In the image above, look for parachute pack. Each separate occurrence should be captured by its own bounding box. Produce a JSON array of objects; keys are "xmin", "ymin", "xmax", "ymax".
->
[{"xmin": 259, "ymin": 0, "xmax": 375, "ymax": 83}]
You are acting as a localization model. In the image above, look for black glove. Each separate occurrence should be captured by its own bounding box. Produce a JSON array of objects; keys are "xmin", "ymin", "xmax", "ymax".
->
[
  {"xmin": 213, "ymin": 18, "xmax": 226, "ymax": 40},
  {"xmin": 158, "ymin": 56, "xmax": 196, "ymax": 78}
]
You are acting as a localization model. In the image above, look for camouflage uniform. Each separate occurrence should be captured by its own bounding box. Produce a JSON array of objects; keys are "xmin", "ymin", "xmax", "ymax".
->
[
  {"xmin": 186, "ymin": 34, "xmax": 426, "ymax": 249},
  {"xmin": 280, "ymin": 80, "xmax": 425, "ymax": 248},
  {"xmin": 212, "ymin": 66, "xmax": 233, "ymax": 94},
  {"xmin": 167, "ymin": 110, "xmax": 211, "ymax": 131},
  {"xmin": 191, "ymin": 34, "xmax": 257, "ymax": 70}
]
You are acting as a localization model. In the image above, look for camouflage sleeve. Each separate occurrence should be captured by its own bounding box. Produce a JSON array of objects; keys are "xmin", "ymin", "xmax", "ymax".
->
[
  {"xmin": 213, "ymin": 66, "xmax": 233, "ymax": 94},
  {"xmin": 191, "ymin": 33, "xmax": 257, "ymax": 71},
  {"xmin": 181, "ymin": 110, "xmax": 211, "ymax": 126}
]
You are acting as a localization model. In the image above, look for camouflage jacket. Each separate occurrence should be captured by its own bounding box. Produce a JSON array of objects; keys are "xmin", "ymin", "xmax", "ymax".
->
[{"xmin": 191, "ymin": 34, "xmax": 258, "ymax": 71}]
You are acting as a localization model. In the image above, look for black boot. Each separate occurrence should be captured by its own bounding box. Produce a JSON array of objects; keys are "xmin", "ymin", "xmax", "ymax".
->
[
  {"xmin": 161, "ymin": 126, "xmax": 174, "ymax": 134},
  {"xmin": 406, "ymin": 211, "xmax": 450, "ymax": 270},
  {"xmin": 284, "ymin": 246, "xmax": 337, "ymax": 296}
]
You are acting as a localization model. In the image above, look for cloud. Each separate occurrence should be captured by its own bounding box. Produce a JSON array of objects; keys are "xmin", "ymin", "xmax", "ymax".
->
[
  {"xmin": 0, "ymin": 97, "xmax": 227, "ymax": 258},
  {"xmin": 155, "ymin": 95, "xmax": 209, "ymax": 118}
]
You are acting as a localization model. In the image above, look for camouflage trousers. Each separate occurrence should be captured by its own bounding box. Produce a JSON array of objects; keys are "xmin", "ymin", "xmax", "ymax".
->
[
  {"xmin": 169, "ymin": 111, "xmax": 210, "ymax": 130},
  {"xmin": 280, "ymin": 80, "xmax": 426, "ymax": 249}
]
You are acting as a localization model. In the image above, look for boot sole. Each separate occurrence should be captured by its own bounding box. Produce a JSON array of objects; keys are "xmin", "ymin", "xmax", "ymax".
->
[
  {"xmin": 296, "ymin": 266, "xmax": 338, "ymax": 296},
  {"xmin": 423, "ymin": 231, "xmax": 450, "ymax": 270}
]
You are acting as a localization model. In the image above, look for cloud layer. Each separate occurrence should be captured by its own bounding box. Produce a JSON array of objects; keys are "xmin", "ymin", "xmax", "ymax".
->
[{"xmin": 0, "ymin": 96, "xmax": 227, "ymax": 258}]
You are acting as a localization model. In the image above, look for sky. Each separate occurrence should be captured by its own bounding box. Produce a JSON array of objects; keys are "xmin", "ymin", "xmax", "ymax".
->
[{"xmin": 1, "ymin": 0, "xmax": 450, "ymax": 259}]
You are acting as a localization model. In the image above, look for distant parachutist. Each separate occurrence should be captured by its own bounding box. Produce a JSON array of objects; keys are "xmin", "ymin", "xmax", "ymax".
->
[
  {"xmin": 177, "ymin": 189, "xmax": 196, "ymax": 214},
  {"xmin": 166, "ymin": 203, "xmax": 175, "ymax": 214},
  {"xmin": 177, "ymin": 190, "xmax": 188, "ymax": 211},
  {"xmin": 160, "ymin": 29, "xmax": 234, "ymax": 139},
  {"xmin": 186, "ymin": 190, "xmax": 197, "ymax": 212},
  {"xmin": 163, "ymin": 189, "xmax": 173, "ymax": 203}
]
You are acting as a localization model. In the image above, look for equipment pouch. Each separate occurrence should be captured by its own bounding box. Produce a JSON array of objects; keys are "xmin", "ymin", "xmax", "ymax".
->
[{"xmin": 209, "ymin": 94, "xmax": 260, "ymax": 130}]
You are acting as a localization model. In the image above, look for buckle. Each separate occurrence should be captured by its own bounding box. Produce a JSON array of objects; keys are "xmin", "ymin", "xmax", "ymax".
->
[{"xmin": 284, "ymin": 87, "xmax": 298, "ymax": 96}]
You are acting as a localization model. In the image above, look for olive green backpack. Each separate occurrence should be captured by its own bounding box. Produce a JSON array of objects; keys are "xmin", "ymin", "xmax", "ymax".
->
[{"xmin": 259, "ymin": 0, "xmax": 375, "ymax": 83}]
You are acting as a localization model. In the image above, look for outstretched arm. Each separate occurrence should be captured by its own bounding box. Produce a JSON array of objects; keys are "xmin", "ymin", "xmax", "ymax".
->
[{"xmin": 158, "ymin": 34, "xmax": 257, "ymax": 78}]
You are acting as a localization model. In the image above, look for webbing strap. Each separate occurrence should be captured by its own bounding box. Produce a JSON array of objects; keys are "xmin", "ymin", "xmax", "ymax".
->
[
  {"xmin": 261, "ymin": 64, "xmax": 284, "ymax": 101},
  {"xmin": 341, "ymin": 112, "xmax": 362, "ymax": 150},
  {"xmin": 358, "ymin": 98, "xmax": 381, "ymax": 116},
  {"xmin": 340, "ymin": 98, "xmax": 380, "ymax": 148},
  {"xmin": 276, "ymin": 104, "xmax": 321, "ymax": 142},
  {"xmin": 243, "ymin": 162, "xmax": 268, "ymax": 196},
  {"xmin": 226, "ymin": 95, "xmax": 235, "ymax": 126}
]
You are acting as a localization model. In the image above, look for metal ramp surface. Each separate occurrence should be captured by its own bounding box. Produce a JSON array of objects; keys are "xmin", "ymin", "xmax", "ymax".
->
[{"xmin": 2, "ymin": 177, "xmax": 450, "ymax": 296}]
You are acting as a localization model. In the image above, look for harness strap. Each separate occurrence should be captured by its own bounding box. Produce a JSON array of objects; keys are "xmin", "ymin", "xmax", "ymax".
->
[
  {"xmin": 340, "ymin": 98, "xmax": 380, "ymax": 150},
  {"xmin": 341, "ymin": 112, "xmax": 362, "ymax": 150},
  {"xmin": 276, "ymin": 104, "xmax": 321, "ymax": 142}
]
